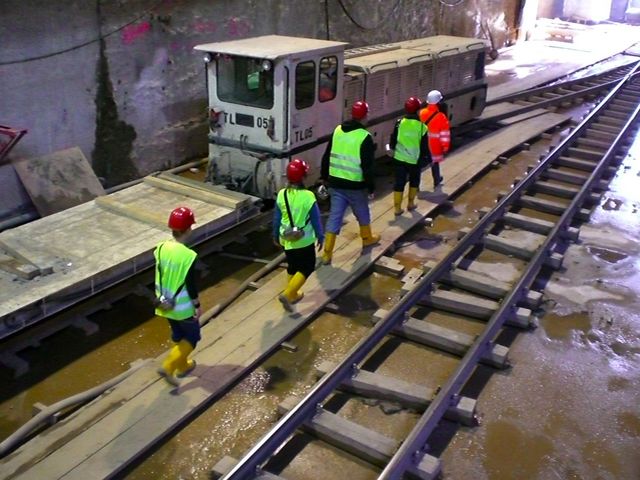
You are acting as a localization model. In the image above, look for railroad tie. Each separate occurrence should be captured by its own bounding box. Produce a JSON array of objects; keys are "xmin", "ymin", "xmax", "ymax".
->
[
  {"xmin": 372, "ymin": 308, "xmax": 511, "ymax": 368},
  {"xmin": 417, "ymin": 289, "xmax": 532, "ymax": 327},
  {"xmin": 457, "ymin": 227, "xmax": 564, "ymax": 270},
  {"xmin": 479, "ymin": 206, "xmax": 572, "ymax": 239},
  {"xmin": 314, "ymin": 360, "xmax": 477, "ymax": 425},
  {"xmin": 423, "ymin": 258, "xmax": 543, "ymax": 308},
  {"xmin": 277, "ymin": 396, "xmax": 441, "ymax": 479}
]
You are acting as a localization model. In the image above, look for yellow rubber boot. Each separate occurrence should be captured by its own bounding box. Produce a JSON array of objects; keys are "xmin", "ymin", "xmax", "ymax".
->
[
  {"xmin": 360, "ymin": 225, "xmax": 380, "ymax": 247},
  {"xmin": 175, "ymin": 340, "xmax": 197, "ymax": 378},
  {"xmin": 278, "ymin": 272, "xmax": 306, "ymax": 311},
  {"xmin": 407, "ymin": 187, "xmax": 419, "ymax": 211},
  {"xmin": 321, "ymin": 232, "xmax": 337, "ymax": 265},
  {"xmin": 158, "ymin": 344, "xmax": 182, "ymax": 386},
  {"xmin": 393, "ymin": 191, "xmax": 404, "ymax": 216}
]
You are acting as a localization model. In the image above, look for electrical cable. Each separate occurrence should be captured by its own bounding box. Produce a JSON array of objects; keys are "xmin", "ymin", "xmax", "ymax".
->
[
  {"xmin": 336, "ymin": 0, "xmax": 402, "ymax": 31},
  {"xmin": 439, "ymin": 0, "xmax": 465, "ymax": 6},
  {"xmin": 0, "ymin": 0, "xmax": 164, "ymax": 66}
]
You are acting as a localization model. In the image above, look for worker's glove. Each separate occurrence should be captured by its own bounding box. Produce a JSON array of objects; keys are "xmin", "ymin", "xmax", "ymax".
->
[{"xmin": 316, "ymin": 239, "xmax": 324, "ymax": 252}]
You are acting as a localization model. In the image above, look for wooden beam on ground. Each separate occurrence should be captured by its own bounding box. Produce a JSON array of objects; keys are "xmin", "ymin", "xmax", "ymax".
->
[
  {"xmin": 94, "ymin": 196, "xmax": 167, "ymax": 229},
  {"xmin": 144, "ymin": 175, "xmax": 243, "ymax": 209},
  {"xmin": 374, "ymin": 256, "xmax": 405, "ymax": 277},
  {"xmin": 315, "ymin": 361, "xmax": 477, "ymax": 424},
  {"xmin": 372, "ymin": 309, "xmax": 510, "ymax": 368},
  {"xmin": 423, "ymin": 260, "xmax": 542, "ymax": 309},
  {"xmin": 418, "ymin": 290, "xmax": 532, "ymax": 328},
  {"xmin": 158, "ymin": 172, "xmax": 253, "ymax": 205},
  {"xmin": 277, "ymin": 396, "xmax": 441, "ymax": 479}
]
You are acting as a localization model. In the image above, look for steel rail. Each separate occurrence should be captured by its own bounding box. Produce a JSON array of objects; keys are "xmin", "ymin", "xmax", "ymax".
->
[
  {"xmin": 457, "ymin": 69, "xmax": 640, "ymax": 135},
  {"xmin": 380, "ymin": 66, "xmax": 640, "ymax": 479},
  {"xmin": 223, "ymin": 61, "xmax": 640, "ymax": 479},
  {"xmin": 486, "ymin": 62, "xmax": 635, "ymax": 105}
]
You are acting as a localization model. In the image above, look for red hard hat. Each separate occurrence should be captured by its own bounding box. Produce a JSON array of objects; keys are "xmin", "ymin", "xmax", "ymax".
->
[
  {"xmin": 286, "ymin": 158, "xmax": 309, "ymax": 183},
  {"xmin": 404, "ymin": 97, "xmax": 421, "ymax": 114},
  {"xmin": 168, "ymin": 206, "xmax": 196, "ymax": 231},
  {"xmin": 351, "ymin": 100, "xmax": 369, "ymax": 120}
]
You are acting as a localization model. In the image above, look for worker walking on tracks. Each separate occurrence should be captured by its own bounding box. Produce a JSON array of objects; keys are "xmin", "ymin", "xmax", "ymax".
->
[
  {"xmin": 320, "ymin": 100, "xmax": 380, "ymax": 265},
  {"xmin": 274, "ymin": 159, "xmax": 324, "ymax": 311},
  {"xmin": 154, "ymin": 206, "xmax": 202, "ymax": 386},
  {"xmin": 419, "ymin": 90, "xmax": 451, "ymax": 189},
  {"xmin": 390, "ymin": 96, "xmax": 429, "ymax": 215}
]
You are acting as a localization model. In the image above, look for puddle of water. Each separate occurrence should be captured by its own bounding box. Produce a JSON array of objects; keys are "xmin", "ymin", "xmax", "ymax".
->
[
  {"xmin": 541, "ymin": 311, "xmax": 591, "ymax": 341},
  {"xmin": 587, "ymin": 246, "xmax": 629, "ymax": 264}
]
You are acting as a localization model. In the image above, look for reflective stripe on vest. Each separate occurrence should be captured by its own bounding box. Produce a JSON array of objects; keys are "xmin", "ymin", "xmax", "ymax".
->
[
  {"xmin": 154, "ymin": 240, "xmax": 197, "ymax": 320},
  {"xmin": 329, "ymin": 126, "xmax": 369, "ymax": 182},
  {"xmin": 393, "ymin": 118, "xmax": 426, "ymax": 165},
  {"xmin": 276, "ymin": 188, "xmax": 316, "ymax": 250}
]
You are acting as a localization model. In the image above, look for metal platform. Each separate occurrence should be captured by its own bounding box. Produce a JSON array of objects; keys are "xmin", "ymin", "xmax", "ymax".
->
[{"xmin": 0, "ymin": 173, "xmax": 260, "ymax": 341}]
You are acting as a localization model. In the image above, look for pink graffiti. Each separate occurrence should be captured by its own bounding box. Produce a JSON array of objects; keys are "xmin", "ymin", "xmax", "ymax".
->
[
  {"xmin": 121, "ymin": 21, "xmax": 151, "ymax": 45},
  {"xmin": 227, "ymin": 17, "xmax": 251, "ymax": 37},
  {"xmin": 193, "ymin": 20, "xmax": 218, "ymax": 34}
]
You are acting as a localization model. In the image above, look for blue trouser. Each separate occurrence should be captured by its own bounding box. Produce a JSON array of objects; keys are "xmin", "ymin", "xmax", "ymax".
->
[
  {"xmin": 168, "ymin": 318, "xmax": 201, "ymax": 348},
  {"xmin": 326, "ymin": 188, "xmax": 371, "ymax": 234}
]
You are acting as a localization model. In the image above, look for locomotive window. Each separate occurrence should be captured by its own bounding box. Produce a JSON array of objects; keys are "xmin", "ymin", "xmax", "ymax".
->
[
  {"xmin": 216, "ymin": 55, "xmax": 274, "ymax": 109},
  {"xmin": 319, "ymin": 56, "xmax": 337, "ymax": 102},
  {"xmin": 295, "ymin": 61, "xmax": 316, "ymax": 110}
]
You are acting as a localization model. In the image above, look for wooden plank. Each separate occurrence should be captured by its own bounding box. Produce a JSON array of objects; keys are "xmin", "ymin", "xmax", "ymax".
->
[
  {"xmin": 277, "ymin": 396, "xmax": 441, "ymax": 479},
  {"xmin": 419, "ymin": 290, "xmax": 532, "ymax": 328},
  {"xmin": 423, "ymin": 259, "xmax": 542, "ymax": 308},
  {"xmin": 315, "ymin": 361, "xmax": 477, "ymax": 425},
  {"xmin": 211, "ymin": 456, "xmax": 284, "ymax": 480},
  {"xmin": 158, "ymin": 172, "xmax": 253, "ymax": 203},
  {"xmin": 374, "ymin": 255, "xmax": 405, "ymax": 277},
  {"xmin": 11, "ymin": 147, "xmax": 105, "ymax": 216},
  {"xmin": 0, "ymin": 254, "xmax": 39, "ymax": 280},
  {"xmin": 4, "ymin": 112, "xmax": 571, "ymax": 479},
  {"xmin": 94, "ymin": 196, "xmax": 167, "ymax": 229},
  {"xmin": 144, "ymin": 175, "xmax": 242, "ymax": 209},
  {"xmin": 371, "ymin": 308, "xmax": 510, "ymax": 368}
]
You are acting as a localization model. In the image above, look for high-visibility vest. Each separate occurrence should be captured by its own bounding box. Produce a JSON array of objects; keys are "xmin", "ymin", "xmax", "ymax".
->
[
  {"xmin": 419, "ymin": 105, "xmax": 451, "ymax": 163},
  {"xmin": 154, "ymin": 240, "xmax": 197, "ymax": 320},
  {"xmin": 328, "ymin": 126, "xmax": 369, "ymax": 182},
  {"xmin": 276, "ymin": 187, "xmax": 316, "ymax": 250},
  {"xmin": 393, "ymin": 118, "xmax": 427, "ymax": 165}
]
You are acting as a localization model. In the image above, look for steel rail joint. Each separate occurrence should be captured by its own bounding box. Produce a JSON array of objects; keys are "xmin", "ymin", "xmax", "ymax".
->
[{"xmin": 379, "ymin": 64, "xmax": 640, "ymax": 480}]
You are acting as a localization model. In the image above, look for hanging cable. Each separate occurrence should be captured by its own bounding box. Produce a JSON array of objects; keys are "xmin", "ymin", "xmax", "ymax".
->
[
  {"xmin": 0, "ymin": 0, "xmax": 165, "ymax": 66},
  {"xmin": 336, "ymin": 0, "xmax": 402, "ymax": 31},
  {"xmin": 439, "ymin": 0, "xmax": 465, "ymax": 6}
]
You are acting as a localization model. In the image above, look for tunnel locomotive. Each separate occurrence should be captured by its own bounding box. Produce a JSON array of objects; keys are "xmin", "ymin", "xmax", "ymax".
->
[{"xmin": 194, "ymin": 34, "xmax": 488, "ymax": 198}]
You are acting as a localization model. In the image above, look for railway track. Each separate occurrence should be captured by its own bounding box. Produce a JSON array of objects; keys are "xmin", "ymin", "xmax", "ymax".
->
[
  {"xmin": 214, "ymin": 64, "xmax": 640, "ymax": 479},
  {"xmin": 457, "ymin": 61, "xmax": 637, "ymax": 135}
]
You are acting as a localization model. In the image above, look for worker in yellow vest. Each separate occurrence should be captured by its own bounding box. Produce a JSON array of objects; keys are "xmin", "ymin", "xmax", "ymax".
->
[
  {"xmin": 274, "ymin": 159, "xmax": 324, "ymax": 311},
  {"xmin": 154, "ymin": 206, "xmax": 202, "ymax": 386},
  {"xmin": 389, "ymin": 96, "xmax": 429, "ymax": 215},
  {"xmin": 319, "ymin": 100, "xmax": 380, "ymax": 264}
]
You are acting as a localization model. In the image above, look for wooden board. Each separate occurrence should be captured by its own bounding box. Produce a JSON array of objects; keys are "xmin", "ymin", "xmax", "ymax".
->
[
  {"xmin": 0, "ymin": 182, "xmax": 259, "ymax": 337},
  {"xmin": 11, "ymin": 147, "xmax": 105, "ymax": 216},
  {"xmin": 2, "ymin": 112, "xmax": 572, "ymax": 480}
]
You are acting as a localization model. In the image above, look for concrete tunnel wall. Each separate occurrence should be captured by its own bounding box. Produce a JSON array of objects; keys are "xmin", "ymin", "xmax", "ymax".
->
[{"xmin": 0, "ymin": 0, "xmax": 521, "ymax": 212}]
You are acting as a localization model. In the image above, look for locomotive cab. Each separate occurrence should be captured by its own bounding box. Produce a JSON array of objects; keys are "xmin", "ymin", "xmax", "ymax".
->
[{"xmin": 194, "ymin": 36, "xmax": 347, "ymax": 198}]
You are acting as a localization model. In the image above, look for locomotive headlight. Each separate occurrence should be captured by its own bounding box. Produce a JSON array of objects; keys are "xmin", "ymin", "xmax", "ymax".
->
[
  {"xmin": 261, "ymin": 59, "xmax": 272, "ymax": 71},
  {"xmin": 203, "ymin": 52, "xmax": 213, "ymax": 63}
]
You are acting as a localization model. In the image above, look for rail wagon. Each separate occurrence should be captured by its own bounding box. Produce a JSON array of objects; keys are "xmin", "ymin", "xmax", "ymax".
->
[{"xmin": 194, "ymin": 34, "xmax": 488, "ymax": 198}]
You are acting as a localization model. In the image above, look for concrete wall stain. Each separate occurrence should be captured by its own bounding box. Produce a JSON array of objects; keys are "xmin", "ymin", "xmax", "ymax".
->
[
  {"xmin": 121, "ymin": 21, "xmax": 152, "ymax": 45},
  {"xmin": 92, "ymin": 35, "xmax": 139, "ymax": 187}
]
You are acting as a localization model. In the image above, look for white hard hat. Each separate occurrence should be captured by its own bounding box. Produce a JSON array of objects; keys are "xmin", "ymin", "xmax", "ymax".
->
[{"xmin": 427, "ymin": 90, "xmax": 443, "ymax": 105}]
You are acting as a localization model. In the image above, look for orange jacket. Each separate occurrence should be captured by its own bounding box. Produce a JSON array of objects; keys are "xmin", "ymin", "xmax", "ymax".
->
[{"xmin": 419, "ymin": 105, "xmax": 450, "ymax": 163}]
